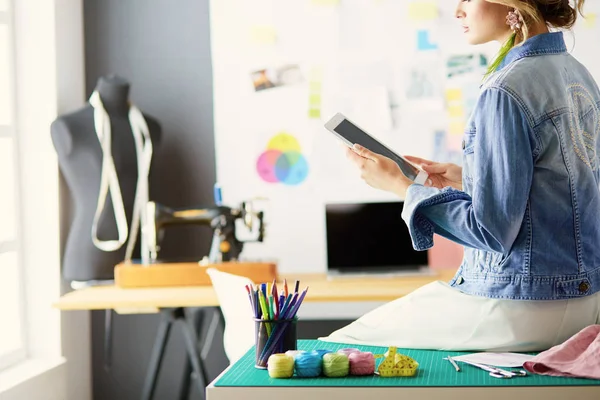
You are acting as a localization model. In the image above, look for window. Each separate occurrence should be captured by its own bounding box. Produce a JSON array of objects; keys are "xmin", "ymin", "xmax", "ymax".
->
[{"xmin": 0, "ymin": 0, "xmax": 26, "ymax": 372}]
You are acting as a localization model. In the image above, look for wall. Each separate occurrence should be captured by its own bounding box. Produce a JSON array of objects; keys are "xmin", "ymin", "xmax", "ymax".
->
[
  {"xmin": 83, "ymin": 1, "xmax": 219, "ymax": 399},
  {"xmin": 80, "ymin": 2, "xmax": 352, "ymax": 399}
]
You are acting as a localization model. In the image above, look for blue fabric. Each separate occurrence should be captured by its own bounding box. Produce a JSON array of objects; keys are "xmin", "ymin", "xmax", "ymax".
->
[{"xmin": 402, "ymin": 32, "xmax": 600, "ymax": 300}]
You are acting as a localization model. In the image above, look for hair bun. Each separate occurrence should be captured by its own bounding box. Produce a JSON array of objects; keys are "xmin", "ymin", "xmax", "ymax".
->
[{"xmin": 537, "ymin": 0, "xmax": 585, "ymax": 30}]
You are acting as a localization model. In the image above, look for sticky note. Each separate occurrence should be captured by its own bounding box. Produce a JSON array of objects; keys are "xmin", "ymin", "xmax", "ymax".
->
[
  {"xmin": 308, "ymin": 66, "xmax": 323, "ymax": 119},
  {"xmin": 448, "ymin": 105, "xmax": 464, "ymax": 118},
  {"xmin": 583, "ymin": 13, "xmax": 596, "ymax": 29},
  {"xmin": 445, "ymin": 89, "xmax": 463, "ymax": 103},
  {"xmin": 250, "ymin": 25, "xmax": 277, "ymax": 45},
  {"xmin": 417, "ymin": 30, "xmax": 438, "ymax": 51},
  {"xmin": 449, "ymin": 120, "xmax": 465, "ymax": 136},
  {"xmin": 409, "ymin": 2, "xmax": 439, "ymax": 21}
]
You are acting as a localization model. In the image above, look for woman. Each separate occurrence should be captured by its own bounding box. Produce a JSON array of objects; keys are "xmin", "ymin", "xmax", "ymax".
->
[{"xmin": 321, "ymin": 0, "xmax": 600, "ymax": 352}]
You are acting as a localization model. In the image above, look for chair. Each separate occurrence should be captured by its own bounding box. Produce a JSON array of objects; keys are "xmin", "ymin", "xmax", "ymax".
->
[{"xmin": 206, "ymin": 268, "xmax": 256, "ymax": 363}]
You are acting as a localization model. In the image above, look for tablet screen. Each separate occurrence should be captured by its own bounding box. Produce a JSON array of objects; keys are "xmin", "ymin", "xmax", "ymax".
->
[{"xmin": 332, "ymin": 119, "xmax": 421, "ymax": 181}]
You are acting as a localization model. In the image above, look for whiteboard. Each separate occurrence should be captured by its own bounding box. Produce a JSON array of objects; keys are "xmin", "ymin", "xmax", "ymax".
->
[{"xmin": 209, "ymin": 0, "xmax": 600, "ymax": 274}]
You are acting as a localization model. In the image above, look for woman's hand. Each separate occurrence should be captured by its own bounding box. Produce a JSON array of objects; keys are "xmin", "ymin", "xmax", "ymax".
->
[
  {"xmin": 346, "ymin": 144, "xmax": 414, "ymax": 198},
  {"xmin": 404, "ymin": 155, "xmax": 463, "ymax": 191}
]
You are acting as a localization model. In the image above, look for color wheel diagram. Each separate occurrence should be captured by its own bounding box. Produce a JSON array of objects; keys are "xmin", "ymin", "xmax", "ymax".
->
[{"xmin": 256, "ymin": 132, "xmax": 309, "ymax": 185}]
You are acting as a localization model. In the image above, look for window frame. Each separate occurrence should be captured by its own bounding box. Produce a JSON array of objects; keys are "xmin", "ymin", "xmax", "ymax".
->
[{"xmin": 0, "ymin": 0, "xmax": 28, "ymax": 373}]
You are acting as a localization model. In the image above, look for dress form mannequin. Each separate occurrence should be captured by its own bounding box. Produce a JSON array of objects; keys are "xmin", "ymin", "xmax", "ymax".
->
[{"xmin": 51, "ymin": 75, "xmax": 162, "ymax": 282}]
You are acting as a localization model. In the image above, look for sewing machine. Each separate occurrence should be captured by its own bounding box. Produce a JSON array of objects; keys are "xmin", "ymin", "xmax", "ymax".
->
[
  {"xmin": 114, "ymin": 199, "xmax": 276, "ymax": 288},
  {"xmin": 143, "ymin": 200, "xmax": 265, "ymax": 264}
]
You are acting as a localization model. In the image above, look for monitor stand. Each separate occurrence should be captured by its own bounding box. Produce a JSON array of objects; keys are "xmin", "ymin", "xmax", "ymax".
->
[{"xmin": 326, "ymin": 265, "xmax": 435, "ymax": 280}]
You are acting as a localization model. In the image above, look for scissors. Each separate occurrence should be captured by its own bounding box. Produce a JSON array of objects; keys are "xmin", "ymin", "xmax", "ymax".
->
[{"xmin": 460, "ymin": 360, "xmax": 528, "ymax": 379}]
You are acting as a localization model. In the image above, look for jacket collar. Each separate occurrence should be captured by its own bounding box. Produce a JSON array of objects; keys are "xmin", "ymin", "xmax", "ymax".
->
[{"xmin": 498, "ymin": 31, "xmax": 567, "ymax": 71}]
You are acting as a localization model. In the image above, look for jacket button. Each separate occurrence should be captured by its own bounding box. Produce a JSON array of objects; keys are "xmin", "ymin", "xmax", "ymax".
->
[
  {"xmin": 462, "ymin": 140, "xmax": 466, "ymax": 150},
  {"xmin": 578, "ymin": 281, "xmax": 590, "ymax": 293},
  {"xmin": 456, "ymin": 276, "xmax": 464, "ymax": 285}
]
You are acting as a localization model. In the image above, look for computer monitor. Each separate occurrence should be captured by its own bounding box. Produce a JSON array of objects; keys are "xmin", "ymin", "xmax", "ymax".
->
[{"xmin": 325, "ymin": 201, "xmax": 429, "ymax": 275}]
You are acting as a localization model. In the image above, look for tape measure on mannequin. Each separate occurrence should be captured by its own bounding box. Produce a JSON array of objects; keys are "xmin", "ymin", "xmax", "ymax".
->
[{"xmin": 89, "ymin": 91, "xmax": 153, "ymax": 262}]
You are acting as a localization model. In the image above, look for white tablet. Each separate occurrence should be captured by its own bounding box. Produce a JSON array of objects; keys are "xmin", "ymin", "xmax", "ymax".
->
[{"xmin": 324, "ymin": 112, "xmax": 429, "ymax": 185}]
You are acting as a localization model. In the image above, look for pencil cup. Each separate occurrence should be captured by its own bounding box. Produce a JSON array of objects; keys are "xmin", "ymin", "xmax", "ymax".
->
[{"xmin": 254, "ymin": 318, "xmax": 297, "ymax": 369}]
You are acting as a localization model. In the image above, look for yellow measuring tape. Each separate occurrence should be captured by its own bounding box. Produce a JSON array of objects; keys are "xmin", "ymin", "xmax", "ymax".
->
[{"xmin": 374, "ymin": 346, "xmax": 419, "ymax": 377}]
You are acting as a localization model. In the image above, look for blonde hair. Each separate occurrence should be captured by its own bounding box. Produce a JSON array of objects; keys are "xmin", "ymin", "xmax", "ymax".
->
[{"xmin": 485, "ymin": 1, "xmax": 587, "ymax": 76}]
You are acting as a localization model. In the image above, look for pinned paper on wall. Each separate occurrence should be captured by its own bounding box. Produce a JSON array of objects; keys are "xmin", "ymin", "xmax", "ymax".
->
[
  {"xmin": 449, "ymin": 120, "xmax": 465, "ymax": 136},
  {"xmin": 417, "ymin": 30, "xmax": 438, "ymax": 51},
  {"xmin": 447, "ymin": 104, "xmax": 465, "ymax": 119},
  {"xmin": 583, "ymin": 13, "xmax": 597, "ymax": 29},
  {"xmin": 249, "ymin": 25, "xmax": 278, "ymax": 45},
  {"xmin": 445, "ymin": 88, "xmax": 466, "ymax": 141},
  {"xmin": 445, "ymin": 88, "xmax": 463, "ymax": 102},
  {"xmin": 406, "ymin": 67, "xmax": 441, "ymax": 100},
  {"xmin": 446, "ymin": 53, "xmax": 488, "ymax": 79},
  {"xmin": 444, "ymin": 53, "xmax": 489, "ymax": 154},
  {"xmin": 251, "ymin": 64, "xmax": 304, "ymax": 92},
  {"xmin": 256, "ymin": 133, "xmax": 309, "ymax": 186},
  {"xmin": 408, "ymin": 1, "xmax": 439, "ymax": 21},
  {"xmin": 308, "ymin": 67, "xmax": 323, "ymax": 119}
]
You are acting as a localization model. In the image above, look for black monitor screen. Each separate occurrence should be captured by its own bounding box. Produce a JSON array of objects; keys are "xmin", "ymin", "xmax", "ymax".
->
[{"xmin": 325, "ymin": 201, "xmax": 428, "ymax": 273}]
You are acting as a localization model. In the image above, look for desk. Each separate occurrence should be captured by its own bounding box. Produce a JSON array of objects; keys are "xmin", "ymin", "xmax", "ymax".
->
[
  {"xmin": 53, "ymin": 269, "xmax": 457, "ymax": 312},
  {"xmin": 207, "ymin": 340, "xmax": 600, "ymax": 400},
  {"xmin": 53, "ymin": 269, "xmax": 456, "ymax": 400}
]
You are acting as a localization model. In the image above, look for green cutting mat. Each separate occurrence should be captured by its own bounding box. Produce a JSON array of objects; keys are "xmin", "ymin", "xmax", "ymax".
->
[{"xmin": 215, "ymin": 340, "xmax": 600, "ymax": 387}]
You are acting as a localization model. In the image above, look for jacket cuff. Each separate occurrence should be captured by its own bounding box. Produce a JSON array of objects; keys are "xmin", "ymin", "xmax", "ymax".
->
[{"xmin": 401, "ymin": 185, "xmax": 462, "ymax": 250}]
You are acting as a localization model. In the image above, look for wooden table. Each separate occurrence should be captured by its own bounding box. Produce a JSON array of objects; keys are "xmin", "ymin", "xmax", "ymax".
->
[
  {"xmin": 53, "ymin": 269, "xmax": 457, "ymax": 312},
  {"xmin": 53, "ymin": 269, "xmax": 457, "ymax": 400}
]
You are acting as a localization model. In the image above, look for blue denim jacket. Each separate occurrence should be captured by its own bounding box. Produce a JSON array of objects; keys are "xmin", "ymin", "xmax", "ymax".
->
[{"xmin": 402, "ymin": 32, "xmax": 600, "ymax": 300}]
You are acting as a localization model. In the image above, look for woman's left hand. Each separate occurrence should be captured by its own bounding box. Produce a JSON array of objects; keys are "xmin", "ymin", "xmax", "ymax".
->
[{"xmin": 345, "ymin": 144, "xmax": 413, "ymax": 198}]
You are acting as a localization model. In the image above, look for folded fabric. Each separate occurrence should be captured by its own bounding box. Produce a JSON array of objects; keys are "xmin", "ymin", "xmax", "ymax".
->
[{"xmin": 523, "ymin": 325, "xmax": 600, "ymax": 380}]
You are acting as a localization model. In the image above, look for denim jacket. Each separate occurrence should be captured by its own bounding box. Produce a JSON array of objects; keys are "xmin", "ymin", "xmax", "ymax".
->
[{"xmin": 402, "ymin": 32, "xmax": 600, "ymax": 300}]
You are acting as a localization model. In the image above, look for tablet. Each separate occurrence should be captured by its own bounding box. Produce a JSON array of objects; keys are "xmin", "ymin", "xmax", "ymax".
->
[{"xmin": 324, "ymin": 112, "xmax": 429, "ymax": 185}]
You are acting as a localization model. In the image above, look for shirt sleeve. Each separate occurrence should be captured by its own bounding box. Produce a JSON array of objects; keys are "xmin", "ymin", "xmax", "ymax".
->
[{"xmin": 401, "ymin": 87, "xmax": 535, "ymax": 253}]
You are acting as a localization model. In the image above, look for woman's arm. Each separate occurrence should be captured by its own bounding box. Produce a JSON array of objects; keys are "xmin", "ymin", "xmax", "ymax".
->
[{"xmin": 402, "ymin": 87, "xmax": 536, "ymax": 253}]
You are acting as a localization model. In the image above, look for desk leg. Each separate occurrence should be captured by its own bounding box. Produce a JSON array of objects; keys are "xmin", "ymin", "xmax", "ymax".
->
[
  {"xmin": 104, "ymin": 309, "xmax": 113, "ymax": 371},
  {"xmin": 179, "ymin": 307, "xmax": 222, "ymax": 400},
  {"xmin": 141, "ymin": 309, "xmax": 174, "ymax": 400},
  {"xmin": 180, "ymin": 312, "xmax": 207, "ymax": 400},
  {"xmin": 178, "ymin": 309, "xmax": 204, "ymax": 400},
  {"xmin": 201, "ymin": 307, "xmax": 223, "ymax": 359}
]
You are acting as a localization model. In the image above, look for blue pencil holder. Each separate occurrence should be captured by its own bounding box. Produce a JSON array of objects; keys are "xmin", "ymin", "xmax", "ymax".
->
[{"xmin": 254, "ymin": 318, "xmax": 297, "ymax": 369}]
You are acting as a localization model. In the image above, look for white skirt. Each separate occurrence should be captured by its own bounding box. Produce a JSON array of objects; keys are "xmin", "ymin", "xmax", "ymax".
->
[{"xmin": 319, "ymin": 281, "xmax": 600, "ymax": 352}]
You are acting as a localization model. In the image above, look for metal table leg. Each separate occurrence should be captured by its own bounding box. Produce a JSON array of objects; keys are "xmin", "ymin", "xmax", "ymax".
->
[
  {"xmin": 104, "ymin": 309, "xmax": 113, "ymax": 371},
  {"xmin": 178, "ymin": 307, "xmax": 223, "ymax": 400},
  {"xmin": 180, "ymin": 312, "xmax": 207, "ymax": 396},
  {"xmin": 141, "ymin": 309, "xmax": 176, "ymax": 400},
  {"xmin": 178, "ymin": 309, "xmax": 204, "ymax": 400},
  {"xmin": 141, "ymin": 307, "xmax": 210, "ymax": 400}
]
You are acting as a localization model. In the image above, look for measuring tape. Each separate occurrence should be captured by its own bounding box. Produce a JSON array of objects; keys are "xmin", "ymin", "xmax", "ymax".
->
[{"xmin": 375, "ymin": 346, "xmax": 419, "ymax": 377}]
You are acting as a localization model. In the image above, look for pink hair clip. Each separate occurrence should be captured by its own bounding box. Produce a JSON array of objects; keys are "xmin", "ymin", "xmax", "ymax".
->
[{"xmin": 506, "ymin": 9, "xmax": 523, "ymax": 31}]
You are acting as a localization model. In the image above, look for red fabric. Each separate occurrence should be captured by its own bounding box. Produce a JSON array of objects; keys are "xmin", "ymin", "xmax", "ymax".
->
[{"xmin": 523, "ymin": 325, "xmax": 600, "ymax": 380}]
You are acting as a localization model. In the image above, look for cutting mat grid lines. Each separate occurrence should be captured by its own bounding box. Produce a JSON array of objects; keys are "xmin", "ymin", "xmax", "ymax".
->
[{"xmin": 215, "ymin": 340, "xmax": 600, "ymax": 387}]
